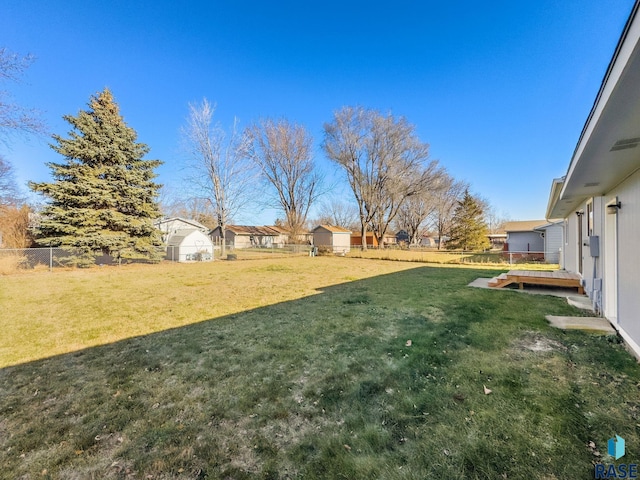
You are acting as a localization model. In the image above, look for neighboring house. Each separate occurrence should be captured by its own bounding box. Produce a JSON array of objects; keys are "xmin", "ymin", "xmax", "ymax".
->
[
  {"xmin": 154, "ymin": 217, "xmax": 209, "ymax": 243},
  {"xmin": 420, "ymin": 236, "xmax": 439, "ymax": 248},
  {"xmin": 545, "ymin": 1, "xmax": 640, "ymax": 357},
  {"xmin": 503, "ymin": 220, "xmax": 546, "ymax": 261},
  {"xmin": 351, "ymin": 232, "xmax": 378, "ymax": 248},
  {"xmin": 384, "ymin": 232, "xmax": 398, "ymax": 247},
  {"xmin": 269, "ymin": 225, "xmax": 313, "ymax": 245},
  {"xmin": 312, "ymin": 225, "xmax": 351, "ymax": 254},
  {"xmin": 487, "ymin": 232, "xmax": 507, "ymax": 248},
  {"xmin": 166, "ymin": 229, "xmax": 213, "ymax": 262},
  {"xmin": 211, "ymin": 225, "xmax": 281, "ymax": 248},
  {"xmin": 533, "ymin": 221, "xmax": 564, "ymax": 264},
  {"xmin": 395, "ymin": 230, "xmax": 410, "ymax": 245}
]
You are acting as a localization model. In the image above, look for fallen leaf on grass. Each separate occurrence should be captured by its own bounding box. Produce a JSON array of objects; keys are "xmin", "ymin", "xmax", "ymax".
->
[
  {"xmin": 587, "ymin": 441, "xmax": 601, "ymax": 457},
  {"xmin": 483, "ymin": 385, "xmax": 492, "ymax": 395}
]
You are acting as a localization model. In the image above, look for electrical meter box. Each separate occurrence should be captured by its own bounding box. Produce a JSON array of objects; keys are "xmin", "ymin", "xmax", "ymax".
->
[{"xmin": 589, "ymin": 235, "xmax": 600, "ymax": 257}]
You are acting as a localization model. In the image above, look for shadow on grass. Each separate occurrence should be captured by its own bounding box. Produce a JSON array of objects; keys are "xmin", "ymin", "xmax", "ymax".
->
[{"xmin": 1, "ymin": 266, "xmax": 639, "ymax": 479}]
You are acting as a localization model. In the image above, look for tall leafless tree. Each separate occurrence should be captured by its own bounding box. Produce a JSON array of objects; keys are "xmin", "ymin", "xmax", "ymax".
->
[
  {"xmin": 182, "ymin": 99, "xmax": 254, "ymax": 256},
  {"xmin": 0, "ymin": 48, "xmax": 44, "ymax": 249},
  {"xmin": 429, "ymin": 174, "xmax": 468, "ymax": 249},
  {"xmin": 0, "ymin": 155, "xmax": 21, "ymax": 207},
  {"xmin": 322, "ymin": 106, "xmax": 436, "ymax": 250},
  {"xmin": 160, "ymin": 193, "xmax": 218, "ymax": 229},
  {"xmin": 395, "ymin": 169, "xmax": 448, "ymax": 246},
  {"xmin": 246, "ymin": 118, "xmax": 321, "ymax": 238},
  {"xmin": 1, "ymin": 48, "xmax": 46, "ymax": 141}
]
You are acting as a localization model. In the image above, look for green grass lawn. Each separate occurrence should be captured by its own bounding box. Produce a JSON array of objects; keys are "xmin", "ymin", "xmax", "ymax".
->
[{"xmin": 1, "ymin": 257, "xmax": 639, "ymax": 479}]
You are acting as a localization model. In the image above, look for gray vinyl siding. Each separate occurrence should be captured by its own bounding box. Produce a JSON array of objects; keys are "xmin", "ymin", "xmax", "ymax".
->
[
  {"xmin": 544, "ymin": 224, "xmax": 563, "ymax": 263},
  {"xmin": 506, "ymin": 231, "xmax": 544, "ymax": 253}
]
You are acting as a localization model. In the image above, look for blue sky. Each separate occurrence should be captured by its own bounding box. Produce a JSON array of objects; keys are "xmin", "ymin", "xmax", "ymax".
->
[{"xmin": 1, "ymin": 0, "xmax": 635, "ymax": 223}]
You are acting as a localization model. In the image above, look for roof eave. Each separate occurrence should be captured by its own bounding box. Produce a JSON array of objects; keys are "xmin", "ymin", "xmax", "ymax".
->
[{"xmin": 551, "ymin": 1, "xmax": 640, "ymax": 218}]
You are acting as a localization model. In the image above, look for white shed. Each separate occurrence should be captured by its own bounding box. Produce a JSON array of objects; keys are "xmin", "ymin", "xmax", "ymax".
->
[
  {"xmin": 312, "ymin": 225, "xmax": 351, "ymax": 254},
  {"xmin": 166, "ymin": 229, "xmax": 213, "ymax": 262}
]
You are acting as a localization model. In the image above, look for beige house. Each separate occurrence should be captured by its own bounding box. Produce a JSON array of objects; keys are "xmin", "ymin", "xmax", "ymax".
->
[
  {"xmin": 210, "ymin": 225, "xmax": 281, "ymax": 248},
  {"xmin": 312, "ymin": 225, "xmax": 351, "ymax": 254},
  {"xmin": 269, "ymin": 225, "xmax": 313, "ymax": 245}
]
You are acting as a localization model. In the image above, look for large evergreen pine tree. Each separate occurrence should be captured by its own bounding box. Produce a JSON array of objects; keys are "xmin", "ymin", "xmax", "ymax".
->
[
  {"xmin": 30, "ymin": 88, "xmax": 163, "ymax": 262},
  {"xmin": 446, "ymin": 189, "xmax": 490, "ymax": 251}
]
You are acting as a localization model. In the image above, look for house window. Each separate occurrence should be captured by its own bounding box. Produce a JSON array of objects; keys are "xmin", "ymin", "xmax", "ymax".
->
[{"xmin": 586, "ymin": 199, "xmax": 594, "ymax": 237}]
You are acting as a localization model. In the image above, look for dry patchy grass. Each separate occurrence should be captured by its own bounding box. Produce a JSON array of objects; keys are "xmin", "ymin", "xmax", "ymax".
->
[
  {"xmin": 347, "ymin": 249, "xmax": 558, "ymax": 270},
  {"xmin": 0, "ymin": 257, "xmax": 420, "ymax": 367}
]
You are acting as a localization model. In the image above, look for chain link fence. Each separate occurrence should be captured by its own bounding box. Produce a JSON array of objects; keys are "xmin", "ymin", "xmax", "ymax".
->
[
  {"xmin": 0, "ymin": 246, "xmax": 166, "ymax": 273},
  {"xmin": 0, "ymin": 244, "xmax": 315, "ymax": 273}
]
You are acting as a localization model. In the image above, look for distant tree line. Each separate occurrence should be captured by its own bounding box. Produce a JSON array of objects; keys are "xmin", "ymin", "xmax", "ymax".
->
[{"xmin": 1, "ymin": 46, "xmax": 505, "ymax": 260}]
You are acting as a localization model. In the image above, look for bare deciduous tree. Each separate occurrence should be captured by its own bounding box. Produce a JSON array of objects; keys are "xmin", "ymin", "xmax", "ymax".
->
[
  {"xmin": 429, "ymin": 174, "xmax": 468, "ymax": 250},
  {"xmin": 0, "ymin": 48, "xmax": 46, "ymax": 140},
  {"xmin": 182, "ymin": 99, "xmax": 254, "ymax": 256},
  {"xmin": 396, "ymin": 177, "xmax": 445, "ymax": 246},
  {"xmin": 313, "ymin": 198, "xmax": 359, "ymax": 230},
  {"xmin": 160, "ymin": 193, "xmax": 218, "ymax": 229},
  {"xmin": 322, "ymin": 106, "xmax": 436, "ymax": 250},
  {"xmin": 246, "ymin": 118, "xmax": 321, "ymax": 238},
  {"xmin": 478, "ymin": 198, "xmax": 509, "ymax": 235},
  {"xmin": 370, "ymin": 160, "xmax": 443, "ymax": 247},
  {"xmin": 0, "ymin": 155, "xmax": 21, "ymax": 207}
]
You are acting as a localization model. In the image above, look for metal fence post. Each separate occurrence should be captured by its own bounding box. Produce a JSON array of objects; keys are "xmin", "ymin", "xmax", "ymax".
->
[{"xmin": 49, "ymin": 245, "xmax": 53, "ymax": 272}]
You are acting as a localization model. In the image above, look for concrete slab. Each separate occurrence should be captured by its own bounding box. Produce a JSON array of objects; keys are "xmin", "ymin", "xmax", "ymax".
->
[
  {"xmin": 567, "ymin": 295, "xmax": 594, "ymax": 311},
  {"xmin": 546, "ymin": 315, "xmax": 616, "ymax": 334}
]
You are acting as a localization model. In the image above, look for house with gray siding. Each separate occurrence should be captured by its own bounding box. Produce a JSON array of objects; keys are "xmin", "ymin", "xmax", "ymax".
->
[
  {"xmin": 503, "ymin": 220, "xmax": 546, "ymax": 261},
  {"xmin": 545, "ymin": 0, "xmax": 640, "ymax": 357},
  {"xmin": 534, "ymin": 221, "xmax": 564, "ymax": 264}
]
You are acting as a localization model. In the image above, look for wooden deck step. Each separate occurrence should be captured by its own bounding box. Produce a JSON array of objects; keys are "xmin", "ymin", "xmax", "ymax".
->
[
  {"xmin": 488, "ymin": 270, "xmax": 584, "ymax": 294},
  {"xmin": 488, "ymin": 273, "xmax": 514, "ymax": 288}
]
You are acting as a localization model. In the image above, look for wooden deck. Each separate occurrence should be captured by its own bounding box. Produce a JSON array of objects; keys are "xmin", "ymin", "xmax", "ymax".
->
[{"xmin": 488, "ymin": 270, "xmax": 584, "ymax": 294}]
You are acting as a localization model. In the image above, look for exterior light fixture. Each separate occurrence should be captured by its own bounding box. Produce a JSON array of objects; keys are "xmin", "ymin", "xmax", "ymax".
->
[{"xmin": 607, "ymin": 201, "xmax": 622, "ymax": 214}]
